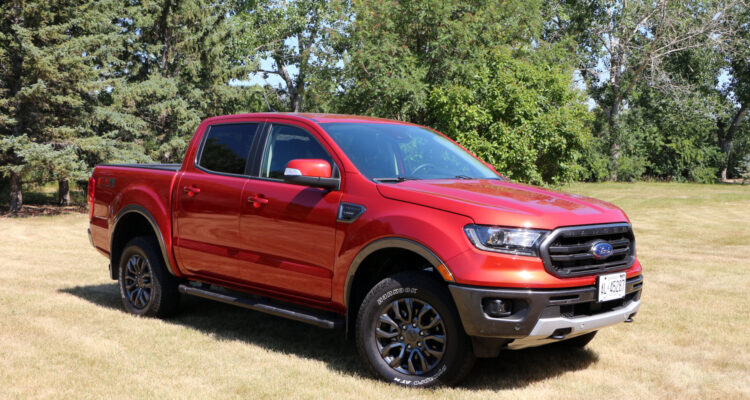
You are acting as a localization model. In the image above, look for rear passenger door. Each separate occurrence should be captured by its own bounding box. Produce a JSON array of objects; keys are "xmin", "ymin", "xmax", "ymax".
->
[
  {"xmin": 173, "ymin": 122, "xmax": 262, "ymax": 280},
  {"xmin": 237, "ymin": 122, "xmax": 341, "ymax": 300}
]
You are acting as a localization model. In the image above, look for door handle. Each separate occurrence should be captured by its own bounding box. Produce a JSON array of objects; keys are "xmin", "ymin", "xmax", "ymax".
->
[
  {"xmin": 248, "ymin": 194, "xmax": 269, "ymax": 208},
  {"xmin": 183, "ymin": 186, "xmax": 201, "ymax": 197}
]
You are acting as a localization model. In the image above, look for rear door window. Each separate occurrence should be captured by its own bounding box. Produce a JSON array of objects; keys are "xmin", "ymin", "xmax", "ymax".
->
[{"xmin": 198, "ymin": 123, "xmax": 259, "ymax": 175}]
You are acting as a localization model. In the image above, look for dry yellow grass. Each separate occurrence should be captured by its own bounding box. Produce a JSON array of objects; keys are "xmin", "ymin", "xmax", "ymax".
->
[{"xmin": 1, "ymin": 182, "xmax": 749, "ymax": 399}]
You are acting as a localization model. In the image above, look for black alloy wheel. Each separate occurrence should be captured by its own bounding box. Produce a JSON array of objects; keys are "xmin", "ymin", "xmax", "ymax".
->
[
  {"xmin": 123, "ymin": 254, "xmax": 153, "ymax": 309},
  {"xmin": 374, "ymin": 297, "xmax": 447, "ymax": 375},
  {"xmin": 355, "ymin": 271, "xmax": 475, "ymax": 387},
  {"xmin": 118, "ymin": 236, "xmax": 179, "ymax": 318}
]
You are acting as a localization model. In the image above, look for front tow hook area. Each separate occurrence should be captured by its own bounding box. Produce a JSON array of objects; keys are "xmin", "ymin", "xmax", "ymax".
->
[{"xmin": 549, "ymin": 328, "xmax": 572, "ymax": 340}]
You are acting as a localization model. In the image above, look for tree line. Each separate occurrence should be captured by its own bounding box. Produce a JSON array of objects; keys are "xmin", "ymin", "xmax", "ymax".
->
[{"xmin": 1, "ymin": 0, "xmax": 749, "ymax": 212}]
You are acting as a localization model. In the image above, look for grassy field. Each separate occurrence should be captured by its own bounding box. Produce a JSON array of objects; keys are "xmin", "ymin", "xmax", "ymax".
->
[{"xmin": 1, "ymin": 182, "xmax": 749, "ymax": 399}]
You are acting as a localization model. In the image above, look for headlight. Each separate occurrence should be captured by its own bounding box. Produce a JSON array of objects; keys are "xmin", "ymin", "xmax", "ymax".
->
[{"xmin": 464, "ymin": 224, "xmax": 548, "ymax": 257}]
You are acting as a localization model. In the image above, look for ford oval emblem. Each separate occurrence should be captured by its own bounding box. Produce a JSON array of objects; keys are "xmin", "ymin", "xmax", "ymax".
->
[{"xmin": 590, "ymin": 242, "xmax": 614, "ymax": 259}]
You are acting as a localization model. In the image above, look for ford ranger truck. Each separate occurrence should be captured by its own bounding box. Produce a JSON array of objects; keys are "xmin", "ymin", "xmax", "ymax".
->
[{"xmin": 87, "ymin": 113, "xmax": 643, "ymax": 387}]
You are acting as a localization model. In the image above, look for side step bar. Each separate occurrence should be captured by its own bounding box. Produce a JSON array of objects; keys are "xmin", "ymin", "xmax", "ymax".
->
[{"xmin": 178, "ymin": 284, "xmax": 344, "ymax": 329}]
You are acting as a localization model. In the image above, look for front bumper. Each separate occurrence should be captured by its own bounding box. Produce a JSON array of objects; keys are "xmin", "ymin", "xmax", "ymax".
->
[{"xmin": 449, "ymin": 275, "xmax": 643, "ymax": 349}]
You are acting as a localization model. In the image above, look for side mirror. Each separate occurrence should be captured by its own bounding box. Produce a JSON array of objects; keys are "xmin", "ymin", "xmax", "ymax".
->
[{"xmin": 283, "ymin": 159, "xmax": 340, "ymax": 191}]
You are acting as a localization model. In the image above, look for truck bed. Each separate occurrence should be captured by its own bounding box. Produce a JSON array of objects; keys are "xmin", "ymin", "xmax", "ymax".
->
[{"xmin": 89, "ymin": 163, "xmax": 180, "ymax": 259}]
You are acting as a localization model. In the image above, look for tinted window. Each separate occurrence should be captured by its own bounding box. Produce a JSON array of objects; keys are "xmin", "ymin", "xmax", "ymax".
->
[
  {"xmin": 321, "ymin": 123, "xmax": 497, "ymax": 180},
  {"xmin": 261, "ymin": 125, "xmax": 333, "ymax": 179},
  {"xmin": 198, "ymin": 124, "xmax": 258, "ymax": 175}
]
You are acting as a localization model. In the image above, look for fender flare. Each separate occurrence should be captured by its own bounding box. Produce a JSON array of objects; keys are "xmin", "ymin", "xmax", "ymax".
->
[
  {"xmin": 110, "ymin": 204, "xmax": 176, "ymax": 277},
  {"xmin": 343, "ymin": 237, "xmax": 452, "ymax": 309}
]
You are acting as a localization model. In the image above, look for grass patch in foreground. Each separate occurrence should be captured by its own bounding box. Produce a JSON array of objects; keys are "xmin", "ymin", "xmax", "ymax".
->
[{"xmin": 1, "ymin": 182, "xmax": 749, "ymax": 399}]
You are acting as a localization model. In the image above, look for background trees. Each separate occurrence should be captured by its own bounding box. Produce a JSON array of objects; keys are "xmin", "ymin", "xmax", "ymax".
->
[
  {"xmin": 0, "ymin": 0, "xmax": 122, "ymax": 211},
  {"xmin": 239, "ymin": 0, "xmax": 351, "ymax": 112},
  {"xmin": 340, "ymin": 0, "xmax": 543, "ymax": 123},
  {"xmin": 718, "ymin": 1, "xmax": 750, "ymax": 181},
  {"xmin": 103, "ymin": 0, "xmax": 258, "ymax": 164},
  {"xmin": 426, "ymin": 50, "xmax": 591, "ymax": 184},
  {"xmin": 2, "ymin": 0, "xmax": 750, "ymax": 212},
  {"xmin": 544, "ymin": 0, "xmax": 733, "ymax": 181}
]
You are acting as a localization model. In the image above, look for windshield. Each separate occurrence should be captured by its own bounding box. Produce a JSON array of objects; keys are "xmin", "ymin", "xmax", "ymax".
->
[{"xmin": 321, "ymin": 123, "xmax": 498, "ymax": 181}]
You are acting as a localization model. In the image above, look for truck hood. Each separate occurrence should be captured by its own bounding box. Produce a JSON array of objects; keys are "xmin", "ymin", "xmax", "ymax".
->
[{"xmin": 376, "ymin": 179, "xmax": 629, "ymax": 230}]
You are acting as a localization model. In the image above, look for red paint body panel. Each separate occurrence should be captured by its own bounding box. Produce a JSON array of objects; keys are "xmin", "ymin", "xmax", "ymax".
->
[
  {"xmin": 89, "ymin": 113, "xmax": 643, "ymax": 316},
  {"xmin": 90, "ymin": 166, "xmax": 181, "ymax": 275},
  {"xmin": 239, "ymin": 178, "xmax": 340, "ymax": 299},
  {"xmin": 376, "ymin": 179, "xmax": 630, "ymax": 230},
  {"xmin": 173, "ymin": 170, "xmax": 247, "ymax": 279}
]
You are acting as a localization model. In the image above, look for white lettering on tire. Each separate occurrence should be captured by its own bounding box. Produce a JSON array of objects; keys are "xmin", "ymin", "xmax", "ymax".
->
[
  {"xmin": 376, "ymin": 287, "xmax": 417, "ymax": 305},
  {"xmin": 392, "ymin": 364, "xmax": 447, "ymax": 386}
]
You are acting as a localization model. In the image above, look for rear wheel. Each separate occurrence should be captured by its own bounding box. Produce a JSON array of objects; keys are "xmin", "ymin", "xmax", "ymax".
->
[
  {"xmin": 355, "ymin": 271, "xmax": 474, "ymax": 387},
  {"xmin": 118, "ymin": 236, "xmax": 179, "ymax": 317}
]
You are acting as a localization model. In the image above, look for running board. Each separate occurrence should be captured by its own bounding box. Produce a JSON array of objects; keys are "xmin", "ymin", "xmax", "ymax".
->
[{"xmin": 178, "ymin": 284, "xmax": 344, "ymax": 329}]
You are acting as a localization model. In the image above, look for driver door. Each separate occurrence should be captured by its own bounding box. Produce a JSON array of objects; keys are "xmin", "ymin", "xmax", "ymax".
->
[{"xmin": 237, "ymin": 123, "xmax": 341, "ymax": 300}]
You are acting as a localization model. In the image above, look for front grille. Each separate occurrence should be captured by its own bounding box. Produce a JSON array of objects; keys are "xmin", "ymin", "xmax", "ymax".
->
[{"xmin": 539, "ymin": 223, "xmax": 635, "ymax": 278}]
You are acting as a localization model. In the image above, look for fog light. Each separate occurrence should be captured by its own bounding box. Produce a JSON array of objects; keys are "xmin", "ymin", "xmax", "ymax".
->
[{"xmin": 483, "ymin": 298, "xmax": 512, "ymax": 318}]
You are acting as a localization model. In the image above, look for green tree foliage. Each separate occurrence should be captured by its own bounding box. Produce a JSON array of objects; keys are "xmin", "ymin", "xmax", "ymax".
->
[
  {"xmin": 718, "ymin": 1, "xmax": 750, "ymax": 180},
  {"xmin": 620, "ymin": 46, "xmax": 738, "ymax": 183},
  {"xmin": 546, "ymin": 0, "xmax": 731, "ymax": 181},
  {"xmin": 341, "ymin": 0, "xmax": 544, "ymax": 123},
  {"xmin": 0, "ymin": 0, "xmax": 122, "ymax": 210},
  {"xmin": 4, "ymin": 0, "xmax": 750, "ymax": 212},
  {"xmin": 240, "ymin": 0, "xmax": 351, "ymax": 112},
  {"xmin": 616, "ymin": 91, "xmax": 726, "ymax": 183},
  {"xmin": 427, "ymin": 50, "xmax": 591, "ymax": 184},
  {"xmin": 579, "ymin": 4, "xmax": 750, "ymax": 184},
  {"xmin": 99, "ymin": 0, "xmax": 260, "ymax": 164},
  {"xmin": 341, "ymin": 0, "xmax": 589, "ymax": 184}
]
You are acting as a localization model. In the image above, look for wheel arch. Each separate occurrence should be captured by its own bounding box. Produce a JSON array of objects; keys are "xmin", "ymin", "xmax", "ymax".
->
[
  {"xmin": 344, "ymin": 237, "xmax": 454, "ymax": 336},
  {"xmin": 109, "ymin": 205, "xmax": 176, "ymax": 280}
]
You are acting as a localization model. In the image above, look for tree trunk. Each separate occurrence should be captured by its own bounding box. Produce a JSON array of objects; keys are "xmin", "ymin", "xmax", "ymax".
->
[
  {"xmin": 608, "ymin": 101, "xmax": 622, "ymax": 182},
  {"xmin": 291, "ymin": 91, "xmax": 303, "ymax": 112},
  {"xmin": 719, "ymin": 104, "xmax": 748, "ymax": 182},
  {"xmin": 9, "ymin": 171, "xmax": 22, "ymax": 213},
  {"xmin": 720, "ymin": 136, "xmax": 731, "ymax": 181},
  {"xmin": 58, "ymin": 179, "xmax": 70, "ymax": 206},
  {"xmin": 274, "ymin": 60, "xmax": 300, "ymax": 112}
]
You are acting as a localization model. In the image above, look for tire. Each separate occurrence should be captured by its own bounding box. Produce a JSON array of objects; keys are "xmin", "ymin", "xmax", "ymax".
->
[
  {"xmin": 118, "ymin": 236, "xmax": 179, "ymax": 318},
  {"xmin": 557, "ymin": 331, "xmax": 597, "ymax": 348},
  {"xmin": 355, "ymin": 271, "xmax": 475, "ymax": 387}
]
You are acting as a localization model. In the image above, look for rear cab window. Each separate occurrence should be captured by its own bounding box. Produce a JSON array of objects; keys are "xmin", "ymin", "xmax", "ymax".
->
[{"xmin": 197, "ymin": 123, "xmax": 259, "ymax": 175}]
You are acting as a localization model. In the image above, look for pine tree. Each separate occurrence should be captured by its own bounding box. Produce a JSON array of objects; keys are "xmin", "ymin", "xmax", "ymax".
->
[
  {"xmin": 0, "ymin": 0, "xmax": 121, "ymax": 210},
  {"xmin": 100, "ymin": 0, "xmax": 259, "ymax": 164}
]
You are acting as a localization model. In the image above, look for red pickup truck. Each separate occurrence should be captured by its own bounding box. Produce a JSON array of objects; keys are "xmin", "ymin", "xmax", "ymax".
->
[{"xmin": 88, "ymin": 113, "xmax": 643, "ymax": 387}]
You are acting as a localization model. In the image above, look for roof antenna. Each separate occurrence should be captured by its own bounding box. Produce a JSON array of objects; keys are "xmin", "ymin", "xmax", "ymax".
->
[{"xmin": 261, "ymin": 87, "xmax": 275, "ymax": 112}]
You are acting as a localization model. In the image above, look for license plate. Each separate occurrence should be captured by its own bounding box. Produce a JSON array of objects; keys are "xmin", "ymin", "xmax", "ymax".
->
[{"xmin": 597, "ymin": 272, "xmax": 626, "ymax": 302}]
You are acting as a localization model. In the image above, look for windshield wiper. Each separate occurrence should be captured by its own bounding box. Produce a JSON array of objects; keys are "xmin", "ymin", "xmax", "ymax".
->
[
  {"xmin": 373, "ymin": 176, "xmax": 419, "ymax": 183},
  {"xmin": 454, "ymin": 175, "xmax": 475, "ymax": 180}
]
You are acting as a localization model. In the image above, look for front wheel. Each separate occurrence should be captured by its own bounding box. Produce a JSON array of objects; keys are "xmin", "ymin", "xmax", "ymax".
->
[{"xmin": 355, "ymin": 271, "xmax": 475, "ymax": 387}]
